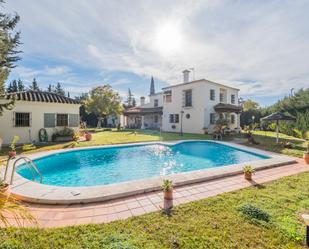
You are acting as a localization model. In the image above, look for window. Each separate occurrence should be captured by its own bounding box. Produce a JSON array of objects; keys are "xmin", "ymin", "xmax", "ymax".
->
[
  {"xmin": 210, "ymin": 113, "xmax": 215, "ymax": 125},
  {"xmin": 184, "ymin": 90, "xmax": 192, "ymax": 107},
  {"xmin": 57, "ymin": 114, "xmax": 68, "ymax": 126},
  {"xmin": 231, "ymin": 94, "xmax": 235, "ymax": 104},
  {"xmin": 220, "ymin": 93, "xmax": 224, "ymax": 102},
  {"xmin": 15, "ymin": 112, "xmax": 30, "ymax": 127},
  {"xmin": 169, "ymin": 114, "xmax": 174, "ymax": 123},
  {"xmin": 210, "ymin": 89, "xmax": 215, "ymax": 101},
  {"xmin": 186, "ymin": 113, "xmax": 190, "ymax": 119},
  {"xmin": 165, "ymin": 95, "xmax": 172, "ymax": 103},
  {"xmin": 175, "ymin": 114, "xmax": 179, "ymax": 123},
  {"xmin": 231, "ymin": 114, "xmax": 235, "ymax": 124},
  {"xmin": 169, "ymin": 114, "xmax": 179, "ymax": 123},
  {"xmin": 154, "ymin": 99, "xmax": 159, "ymax": 107},
  {"xmin": 154, "ymin": 115, "xmax": 158, "ymax": 123}
]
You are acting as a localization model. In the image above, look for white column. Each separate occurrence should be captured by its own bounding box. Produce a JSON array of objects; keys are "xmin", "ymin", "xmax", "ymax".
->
[{"xmin": 141, "ymin": 116, "xmax": 145, "ymax": 129}]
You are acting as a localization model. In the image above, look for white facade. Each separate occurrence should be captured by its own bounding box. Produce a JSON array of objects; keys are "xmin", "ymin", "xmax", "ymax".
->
[
  {"xmin": 0, "ymin": 100, "xmax": 80, "ymax": 144},
  {"xmin": 124, "ymin": 73, "xmax": 241, "ymax": 134},
  {"xmin": 161, "ymin": 79, "xmax": 240, "ymax": 134}
]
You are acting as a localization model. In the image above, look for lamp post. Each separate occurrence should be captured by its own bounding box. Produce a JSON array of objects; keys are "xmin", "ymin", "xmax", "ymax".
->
[
  {"xmin": 180, "ymin": 110, "xmax": 184, "ymax": 136},
  {"xmin": 252, "ymin": 115, "xmax": 255, "ymax": 130}
]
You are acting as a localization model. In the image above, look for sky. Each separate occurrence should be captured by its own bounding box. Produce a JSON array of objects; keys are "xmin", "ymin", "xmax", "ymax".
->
[{"xmin": 5, "ymin": 0, "xmax": 309, "ymax": 106}]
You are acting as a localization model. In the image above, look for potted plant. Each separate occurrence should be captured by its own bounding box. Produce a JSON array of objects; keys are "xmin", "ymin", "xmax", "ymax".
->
[
  {"xmin": 85, "ymin": 132, "xmax": 92, "ymax": 141},
  {"xmin": 0, "ymin": 178, "xmax": 9, "ymax": 193},
  {"xmin": 243, "ymin": 165, "xmax": 254, "ymax": 180},
  {"xmin": 8, "ymin": 136, "xmax": 19, "ymax": 158},
  {"xmin": 304, "ymin": 142, "xmax": 309, "ymax": 164},
  {"xmin": 162, "ymin": 179, "xmax": 173, "ymax": 210}
]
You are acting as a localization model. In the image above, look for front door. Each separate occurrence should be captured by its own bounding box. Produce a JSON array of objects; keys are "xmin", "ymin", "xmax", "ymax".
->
[{"xmin": 135, "ymin": 117, "xmax": 142, "ymax": 128}]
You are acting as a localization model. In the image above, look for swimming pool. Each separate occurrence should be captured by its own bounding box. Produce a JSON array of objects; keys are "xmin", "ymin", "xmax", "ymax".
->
[{"xmin": 17, "ymin": 141, "xmax": 270, "ymax": 187}]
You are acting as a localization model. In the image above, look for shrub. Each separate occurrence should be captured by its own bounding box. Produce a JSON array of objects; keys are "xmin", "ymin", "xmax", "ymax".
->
[
  {"xmin": 162, "ymin": 179, "xmax": 173, "ymax": 192},
  {"xmin": 237, "ymin": 203, "xmax": 270, "ymax": 223}
]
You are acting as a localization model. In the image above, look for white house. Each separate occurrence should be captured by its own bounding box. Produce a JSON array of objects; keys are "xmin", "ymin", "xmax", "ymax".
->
[
  {"xmin": 124, "ymin": 71, "xmax": 241, "ymax": 134},
  {"xmin": 0, "ymin": 91, "xmax": 80, "ymax": 145}
]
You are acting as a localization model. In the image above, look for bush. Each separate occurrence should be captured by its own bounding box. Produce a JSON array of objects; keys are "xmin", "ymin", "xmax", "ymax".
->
[{"xmin": 237, "ymin": 203, "xmax": 270, "ymax": 223}]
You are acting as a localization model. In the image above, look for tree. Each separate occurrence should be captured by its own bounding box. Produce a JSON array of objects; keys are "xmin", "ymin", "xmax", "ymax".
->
[
  {"xmin": 17, "ymin": 78, "xmax": 24, "ymax": 91},
  {"xmin": 242, "ymin": 99, "xmax": 259, "ymax": 111},
  {"xmin": 0, "ymin": 0, "xmax": 21, "ymax": 115},
  {"xmin": 47, "ymin": 84, "xmax": 53, "ymax": 92},
  {"xmin": 54, "ymin": 82, "xmax": 65, "ymax": 96},
  {"xmin": 85, "ymin": 85, "xmax": 123, "ymax": 128},
  {"xmin": 11, "ymin": 79, "xmax": 18, "ymax": 92},
  {"xmin": 29, "ymin": 78, "xmax": 40, "ymax": 91},
  {"xmin": 126, "ymin": 88, "xmax": 133, "ymax": 107},
  {"xmin": 132, "ymin": 97, "xmax": 136, "ymax": 107}
]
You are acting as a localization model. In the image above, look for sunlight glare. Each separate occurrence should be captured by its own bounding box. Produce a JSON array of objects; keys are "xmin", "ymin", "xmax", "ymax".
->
[{"xmin": 153, "ymin": 21, "xmax": 183, "ymax": 55}]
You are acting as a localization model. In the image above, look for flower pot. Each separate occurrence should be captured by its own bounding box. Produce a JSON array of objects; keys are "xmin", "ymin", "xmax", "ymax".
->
[
  {"xmin": 85, "ymin": 133, "xmax": 92, "ymax": 141},
  {"xmin": 8, "ymin": 151, "xmax": 16, "ymax": 158},
  {"xmin": 244, "ymin": 172, "xmax": 252, "ymax": 180},
  {"xmin": 0, "ymin": 184, "xmax": 9, "ymax": 194},
  {"xmin": 164, "ymin": 190, "xmax": 173, "ymax": 200},
  {"xmin": 304, "ymin": 153, "xmax": 309, "ymax": 164}
]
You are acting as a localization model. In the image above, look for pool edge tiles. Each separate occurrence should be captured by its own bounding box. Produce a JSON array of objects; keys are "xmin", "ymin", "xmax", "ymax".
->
[{"xmin": 2, "ymin": 140, "xmax": 297, "ymax": 204}]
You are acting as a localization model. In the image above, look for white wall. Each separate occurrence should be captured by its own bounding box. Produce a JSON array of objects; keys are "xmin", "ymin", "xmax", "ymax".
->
[
  {"xmin": 142, "ymin": 93, "xmax": 164, "ymax": 108},
  {"xmin": 162, "ymin": 80, "xmax": 240, "ymax": 134},
  {"xmin": 0, "ymin": 101, "xmax": 80, "ymax": 144}
]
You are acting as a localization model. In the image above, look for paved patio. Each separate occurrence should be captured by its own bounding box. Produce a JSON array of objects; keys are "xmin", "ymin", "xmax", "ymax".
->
[{"xmin": 2, "ymin": 157, "xmax": 307, "ymax": 228}]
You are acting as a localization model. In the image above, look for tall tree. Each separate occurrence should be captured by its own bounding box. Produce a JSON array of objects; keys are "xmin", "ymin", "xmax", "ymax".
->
[
  {"xmin": 126, "ymin": 88, "xmax": 133, "ymax": 107},
  {"xmin": 54, "ymin": 82, "xmax": 65, "ymax": 96},
  {"xmin": 29, "ymin": 78, "xmax": 40, "ymax": 91},
  {"xmin": 132, "ymin": 97, "xmax": 136, "ymax": 107},
  {"xmin": 47, "ymin": 84, "xmax": 53, "ymax": 92},
  {"xmin": 11, "ymin": 79, "xmax": 18, "ymax": 92},
  {"xmin": 17, "ymin": 78, "xmax": 24, "ymax": 91},
  {"xmin": 242, "ymin": 99, "xmax": 259, "ymax": 111},
  {"xmin": 0, "ymin": 0, "xmax": 21, "ymax": 114},
  {"xmin": 85, "ymin": 85, "xmax": 123, "ymax": 128}
]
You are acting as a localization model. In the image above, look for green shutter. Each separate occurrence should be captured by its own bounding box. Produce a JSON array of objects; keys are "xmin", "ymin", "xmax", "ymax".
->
[
  {"xmin": 69, "ymin": 114, "xmax": 79, "ymax": 127},
  {"xmin": 44, "ymin": 113, "xmax": 55, "ymax": 128}
]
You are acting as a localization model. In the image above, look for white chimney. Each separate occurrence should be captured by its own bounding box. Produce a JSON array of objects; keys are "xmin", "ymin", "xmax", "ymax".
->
[
  {"xmin": 182, "ymin": 69, "xmax": 190, "ymax": 83},
  {"xmin": 140, "ymin": 96, "xmax": 145, "ymax": 106}
]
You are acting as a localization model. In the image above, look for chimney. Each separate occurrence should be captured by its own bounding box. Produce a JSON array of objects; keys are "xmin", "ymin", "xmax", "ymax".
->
[
  {"xmin": 182, "ymin": 69, "xmax": 190, "ymax": 83},
  {"xmin": 140, "ymin": 96, "xmax": 145, "ymax": 106}
]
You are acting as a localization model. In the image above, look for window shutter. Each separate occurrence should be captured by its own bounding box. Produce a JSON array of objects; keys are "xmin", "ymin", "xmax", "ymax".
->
[
  {"xmin": 44, "ymin": 113, "xmax": 56, "ymax": 128},
  {"xmin": 69, "ymin": 114, "xmax": 80, "ymax": 127}
]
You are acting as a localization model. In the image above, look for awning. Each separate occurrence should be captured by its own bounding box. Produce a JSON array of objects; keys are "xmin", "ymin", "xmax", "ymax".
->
[{"xmin": 214, "ymin": 103, "xmax": 242, "ymax": 113}]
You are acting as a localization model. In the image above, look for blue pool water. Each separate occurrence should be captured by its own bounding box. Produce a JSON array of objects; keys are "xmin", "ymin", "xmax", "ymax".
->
[{"xmin": 17, "ymin": 141, "xmax": 269, "ymax": 187}]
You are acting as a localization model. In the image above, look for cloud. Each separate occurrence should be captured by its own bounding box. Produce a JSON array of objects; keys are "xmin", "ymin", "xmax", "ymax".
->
[{"xmin": 6, "ymin": 0, "xmax": 309, "ymax": 101}]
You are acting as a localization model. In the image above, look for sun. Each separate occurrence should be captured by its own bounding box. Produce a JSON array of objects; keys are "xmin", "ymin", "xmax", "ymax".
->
[{"xmin": 153, "ymin": 21, "xmax": 183, "ymax": 55}]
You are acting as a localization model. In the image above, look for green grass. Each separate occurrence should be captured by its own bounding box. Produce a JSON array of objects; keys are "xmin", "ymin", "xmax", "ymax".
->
[
  {"xmin": 240, "ymin": 131, "xmax": 307, "ymax": 158},
  {"xmin": 0, "ymin": 130, "xmax": 210, "ymax": 161},
  {"xmin": 1, "ymin": 173, "xmax": 309, "ymax": 248}
]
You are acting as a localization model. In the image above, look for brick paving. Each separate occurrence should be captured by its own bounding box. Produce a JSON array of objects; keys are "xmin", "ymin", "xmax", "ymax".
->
[{"xmin": 3, "ymin": 158, "xmax": 308, "ymax": 228}]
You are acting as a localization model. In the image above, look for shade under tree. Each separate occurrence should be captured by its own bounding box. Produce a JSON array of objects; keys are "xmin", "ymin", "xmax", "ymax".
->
[{"xmin": 261, "ymin": 112, "xmax": 296, "ymax": 143}]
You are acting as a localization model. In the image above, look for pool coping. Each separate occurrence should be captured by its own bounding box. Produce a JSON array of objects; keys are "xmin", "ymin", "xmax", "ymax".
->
[{"xmin": 1, "ymin": 140, "xmax": 297, "ymax": 204}]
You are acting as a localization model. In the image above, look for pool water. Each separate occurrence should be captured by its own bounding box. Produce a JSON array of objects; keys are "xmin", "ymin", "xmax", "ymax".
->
[{"xmin": 17, "ymin": 141, "xmax": 269, "ymax": 187}]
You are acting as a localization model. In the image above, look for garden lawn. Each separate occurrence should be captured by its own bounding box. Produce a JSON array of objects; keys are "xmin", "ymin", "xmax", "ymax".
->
[
  {"xmin": 241, "ymin": 131, "xmax": 307, "ymax": 158},
  {"xmin": 0, "ymin": 130, "xmax": 210, "ymax": 161},
  {"xmin": 1, "ymin": 172, "xmax": 309, "ymax": 248}
]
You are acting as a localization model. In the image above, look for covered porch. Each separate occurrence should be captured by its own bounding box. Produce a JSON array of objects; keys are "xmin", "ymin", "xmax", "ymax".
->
[
  {"xmin": 124, "ymin": 107, "xmax": 163, "ymax": 130},
  {"xmin": 213, "ymin": 103, "xmax": 242, "ymax": 133}
]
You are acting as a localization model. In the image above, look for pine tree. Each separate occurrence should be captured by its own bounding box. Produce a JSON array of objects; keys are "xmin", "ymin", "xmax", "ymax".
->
[
  {"xmin": 0, "ymin": 0, "xmax": 21, "ymax": 114},
  {"xmin": 54, "ymin": 82, "xmax": 65, "ymax": 96},
  {"xmin": 11, "ymin": 79, "xmax": 18, "ymax": 92},
  {"xmin": 17, "ymin": 79, "xmax": 25, "ymax": 91},
  {"xmin": 6, "ymin": 82, "xmax": 13, "ymax": 93},
  {"xmin": 47, "ymin": 84, "xmax": 53, "ymax": 92},
  {"xmin": 67, "ymin": 92, "xmax": 70, "ymax": 98},
  {"xmin": 30, "ymin": 78, "xmax": 40, "ymax": 91},
  {"xmin": 132, "ymin": 97, "xmax": 136, "ymax": 107}
]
